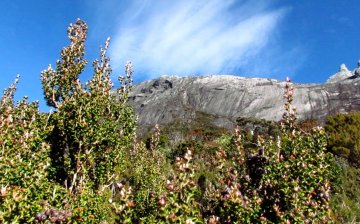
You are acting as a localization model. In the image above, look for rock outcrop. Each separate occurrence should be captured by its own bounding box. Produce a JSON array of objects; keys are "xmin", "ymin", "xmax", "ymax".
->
[
  {"xmin": 129, "ymin": 65, "xmax": 360, "ymax": 130},
  {"xmin": 353, "ymin": 60, "xmax": 360, "ymax": 79},
  {"xmin": 326, "ymin": 64, "xmax": 352, "ymax": 83}
]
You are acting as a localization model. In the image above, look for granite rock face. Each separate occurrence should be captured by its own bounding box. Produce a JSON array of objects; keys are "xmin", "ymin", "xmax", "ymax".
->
[
  {"xmin": 326, "ymin": 64, "xmax": 352, "ymax": 83},
  {"xmin": 129, "ymin": 69, "xmax": 360, "ymax": 130}
]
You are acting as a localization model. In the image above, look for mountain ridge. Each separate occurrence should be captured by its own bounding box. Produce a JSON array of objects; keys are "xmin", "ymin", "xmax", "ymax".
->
[{"xmin": 129, "ymin": 63, "xmax": 360, "ymax": 131}]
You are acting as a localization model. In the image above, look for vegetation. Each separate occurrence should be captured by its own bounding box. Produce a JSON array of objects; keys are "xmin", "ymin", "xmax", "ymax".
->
[
  {"xmin": 325, "ymin": 112, "xmax": 360, "ymax": 167},
  {"xmin": 324, "ymin": 112, "xmax": 360, "ymax": 223},
  {"xmin": 0, "ymin": 19, "xmax": 346, "ymax": 223},
  {"xmin": 330, "ymin": 158, "xmax": 360, "ymax": 223}
]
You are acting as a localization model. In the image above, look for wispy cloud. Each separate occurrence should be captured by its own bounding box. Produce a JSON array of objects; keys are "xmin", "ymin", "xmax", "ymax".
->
[{"xmin": 100, "ymin": 0, "xmax": 292, "ymax": 80}]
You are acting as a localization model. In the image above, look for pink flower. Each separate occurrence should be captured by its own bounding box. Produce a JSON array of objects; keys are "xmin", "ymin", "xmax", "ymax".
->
[
  {"xmin": 158, "ymin": 195, "xmax": 166, "ymax": 206},
  {"xmin": 1, "ymin": 186, "xmax": 7, "ymax": 196},
  {"xmin": 168, "ymin": 213, "xmax": 176, "ymax": 221}
]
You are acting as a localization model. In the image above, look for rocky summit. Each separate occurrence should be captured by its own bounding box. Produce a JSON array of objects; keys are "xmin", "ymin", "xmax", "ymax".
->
[{"xmin": 129, "ymin": 63, "xmax": 360, "ymax": 130}]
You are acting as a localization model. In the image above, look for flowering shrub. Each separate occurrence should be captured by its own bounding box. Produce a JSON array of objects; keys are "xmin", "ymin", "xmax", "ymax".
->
[
  {"xmin": 217, "ymin": 80, "xmax": 333, "ymax": 223},
  {"xmin": 1, "ymin": 19, "xmax": 139, "ymax": 223},
  {"xmin": 41, "ymin": 20, "xmax": 136, "ymax": 193},
  {"xmin": 0, "ymin": 77, "xmax": 59, "ymax": 223},
  {"xmin": 0, "ymin": 19, "xmax": 337, "ymax": 223},
  {"xmin": 40, "ymin": 19, "xmax": 139, "ymax": 222}
]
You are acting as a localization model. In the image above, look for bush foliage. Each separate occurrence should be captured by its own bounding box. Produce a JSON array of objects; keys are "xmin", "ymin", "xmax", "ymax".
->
[
  {"xmin": 324, "ymin": 112, "xmax": 360, "ymax": 222},
  {"xmin": 325, "ymin": 112, "xmax": 360, "ymax": 167},
  {"xmin": 1, "ymin": 19, "xmax": 338, "ymax": 223}
]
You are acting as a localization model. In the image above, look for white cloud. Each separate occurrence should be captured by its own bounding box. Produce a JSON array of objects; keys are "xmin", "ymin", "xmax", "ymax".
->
[{"xmin": 104, "ymin": 0, "xmax": 292, "ymax": 80}]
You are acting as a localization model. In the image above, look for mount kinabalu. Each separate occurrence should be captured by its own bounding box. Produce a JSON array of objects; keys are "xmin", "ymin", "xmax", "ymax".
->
[{"xmin": 128, "ymin": 62, "xmax": 360, "ymax": 130}]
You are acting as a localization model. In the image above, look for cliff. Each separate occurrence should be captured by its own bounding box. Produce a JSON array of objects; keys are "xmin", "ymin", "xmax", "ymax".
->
[{"xmin": 129, "ymin": 64, "xmax": 360, "ymax": 130}]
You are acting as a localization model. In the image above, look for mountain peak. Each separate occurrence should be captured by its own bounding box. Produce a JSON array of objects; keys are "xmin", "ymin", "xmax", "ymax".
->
[{"xmin": 326, "ymin": 63, "xmax": 352, "ymax": 83}]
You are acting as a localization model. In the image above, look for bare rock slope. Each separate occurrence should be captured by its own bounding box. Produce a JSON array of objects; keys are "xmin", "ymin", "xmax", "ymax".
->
[{"xmin": 129, "ymin": 65, "xmax": 360, "ymax": 130}]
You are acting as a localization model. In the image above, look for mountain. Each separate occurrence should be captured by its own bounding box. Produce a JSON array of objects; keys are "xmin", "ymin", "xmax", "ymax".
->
[{"xmin": 129, "ymin": 63, "xmax": 360, "ymax": 131}]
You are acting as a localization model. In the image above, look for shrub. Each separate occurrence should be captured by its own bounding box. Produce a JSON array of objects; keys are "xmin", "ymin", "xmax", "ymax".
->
[
  {"xmin": 199, "ymin": 79, "xmax": 335, "ymax": 223},
  {"xmin": 325, "ymin": 112, "xmax": 360, "ymax": 167},
  {"xmin": 0, "ymin": 77, "xmax": 63, "ymax": 223},
  {"xmin": 324, "ymin": 112, "xmax": 360, "ymax": 222},
  {"xmin": 40, "ymin": 19, "xmax": 140, "ymax": 222},
  {"xmin": 1, "ymin": 19, "xmax": 139, "ymax": 223},
  {"xmin": 330, "ymin": 158, "xmax": 360, "ymax": 223},
  {"xmin": 41, "ymin": 19, "xmax": 136, "ymax": 193}
]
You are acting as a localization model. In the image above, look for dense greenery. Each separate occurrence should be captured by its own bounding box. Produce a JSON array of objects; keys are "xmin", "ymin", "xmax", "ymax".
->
[
  {"xmin": 325, "ymin": 112, "xmax": 360, "ymax": 167},
  {"xmin": 0, "ymin": 19, "xmax": 344, "ymax": 223},
  {"xmin": 324, "ymin": 112, "xmax": 360, "ymax": 222},
  {"xmin": 330, "ymin": 158, "xmax": 360, "ymax": 223}
]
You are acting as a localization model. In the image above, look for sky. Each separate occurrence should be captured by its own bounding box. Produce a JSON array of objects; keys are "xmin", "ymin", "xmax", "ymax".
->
[{"xmin": 1, "ymin": 0, "xmax": 360, "ymax": 111}]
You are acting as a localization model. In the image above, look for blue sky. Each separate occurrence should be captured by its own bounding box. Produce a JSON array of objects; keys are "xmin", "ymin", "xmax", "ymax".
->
[{"xmin": 1, "ymin": 0, "xmax": 360, "ymax": 111}]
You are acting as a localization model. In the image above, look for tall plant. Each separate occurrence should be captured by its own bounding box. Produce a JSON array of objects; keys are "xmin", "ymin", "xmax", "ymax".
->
[{"xmin": 41, "ymin": 19, "xmax": 136, "ymax": 194}]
